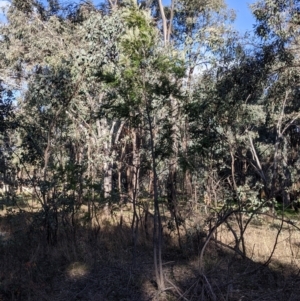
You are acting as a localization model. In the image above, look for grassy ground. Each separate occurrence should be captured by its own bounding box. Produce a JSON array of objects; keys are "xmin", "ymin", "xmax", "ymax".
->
[{"xmin": 0, "ymin": 198, "xmax": 300, "ymax": 301}]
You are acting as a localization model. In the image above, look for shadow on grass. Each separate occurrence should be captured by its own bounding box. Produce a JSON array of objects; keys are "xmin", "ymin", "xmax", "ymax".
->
[
  {"xmin": 162, "ymin": 227, "xmax": 300, "ymax": 301},
  {"xmin": 0, "ymin": 209, "xmax": 300, "ymax": 301},
  {"xmin": 0, "ymin": 209, "xmax": 158, "ymax": 301}
]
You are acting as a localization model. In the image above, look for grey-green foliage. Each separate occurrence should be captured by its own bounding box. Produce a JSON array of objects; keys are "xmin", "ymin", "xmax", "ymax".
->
[
  {"xmin": 6, "ymin": 0, "xmax": 300, "ymax": 237},
  {"xmin": 74, "ymin": 11, "xmax": 124, "ymax": 78},
  {"xmin": 185, "ymin": 0, "xmax": 300, "ymax": 209}
]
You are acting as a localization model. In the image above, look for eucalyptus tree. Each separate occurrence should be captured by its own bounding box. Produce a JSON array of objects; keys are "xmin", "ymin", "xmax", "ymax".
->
[
  {"xmin": 118, "ymin": 8, "xmax": 185, "ymax": 291},
  {"xmin": 90, "ymin": 1, "xmax": 185, "ymax": 289},
  {"xmin": 249, "ymin": 0, "xmax": 300, "ymax": 204},
  {"xmin": 72, "ymin": 7, "xmax": 126, "ymax": 219},
  {"xmin": 140, "ymin": 0, "xmax": 236, "ymax": 236},
  {"xmin": 186, "ymin": 0, "xmax": 300, "ymax": 211},
  {"xmin": 183, "ymin": 0, "xmax": 300, "ymax": 259},
  {"xmin": 0, "ymin": 0, "xmax": 109, "ymax": 242}
]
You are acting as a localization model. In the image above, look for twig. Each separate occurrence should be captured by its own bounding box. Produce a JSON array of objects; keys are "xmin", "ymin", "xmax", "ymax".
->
[
  {"xmin": 199, "ymin": 209, "xmax": 236, "ymax": 273},
  {"xmin": 263, "ymin": 214, "xmax": 284, "ymax": 267},
  {"xmin": 165, "ymin": 276, "xmax": 189, "ymax": 301},
  {"xmin": 180, "ymin": 278, "xmax": 200, "ymax": 300},
  {"xmin": 202, "ymin": 273, "xmax": 217, "ymax": 301}
]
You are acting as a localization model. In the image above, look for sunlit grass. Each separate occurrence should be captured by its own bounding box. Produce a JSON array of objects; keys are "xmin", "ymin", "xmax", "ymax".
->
[{"xmin": 66, "ymin": 262, "xmax": 89, "ymax": 279}]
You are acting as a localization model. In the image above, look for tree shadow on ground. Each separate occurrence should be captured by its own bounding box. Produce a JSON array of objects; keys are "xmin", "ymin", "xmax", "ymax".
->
[
  {"xmin": 0, "ymin": 210, "xmax": 300, "ymax": 301},
  {"xmin": 164, "ymin": 228, "xmax": 300, "ymax": 301},
  {"xmin": 0, "ymin": 210, "xmax": 158, "ymax": 301}
]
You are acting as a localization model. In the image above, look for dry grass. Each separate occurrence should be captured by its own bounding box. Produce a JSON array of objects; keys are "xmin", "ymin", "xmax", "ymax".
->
[
  {"xmin": 217, "ymin": 218, "xmax": 300, "ymax": 268},
  {"xmin": 0, "ymin": 201, "xmax": 300, "ymax": 301}
]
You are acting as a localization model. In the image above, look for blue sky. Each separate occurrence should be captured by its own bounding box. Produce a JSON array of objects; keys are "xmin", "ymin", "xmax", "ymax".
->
[
  {"xmin": 0, "ymin": 0, "xmax": 257, "ymax": 34},
  {"xmin": 42, "ymin": 0, "xmax": 258, "ymax": 35},
  {"xmin": 226, "ymin": 0, "xmax": 257, "ymax": 33}
]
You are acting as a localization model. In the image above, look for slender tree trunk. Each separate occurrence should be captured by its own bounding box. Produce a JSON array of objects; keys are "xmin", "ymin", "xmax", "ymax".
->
[
  {"xmin": 87, "ymin": 137, "xmax": 92, "ymax": 223},
  {"xmin": 146, "ymin": 104, "xmax": 165, "ymax": 292},
  {"xmin": 157, "ymin": 0, "xmax": 168, "ymax": 45},
  {"xmin": 282, "ymin": 138, "xmax": 292, "ymax": 206},
  {"xmin": 167, "ymin": 96, "xmax": 182, "ymax": 248},
  {"xmin": 271, "ymin": 137, "xmax": 280, "ymax": 199},
  {"xmin": 102, "ymin": 121, "xmax": 116, "ymax": 217},
  {"xmin": 104, "ymin": 161, "xmax": 112, "ymax": 199},
  {"xmin": 230, "ymin": 148, "xmax": 237, "ymax": 192},
  {"xmin": 131, "ymin": 128, "xmax": 140, "ymax": 266}
]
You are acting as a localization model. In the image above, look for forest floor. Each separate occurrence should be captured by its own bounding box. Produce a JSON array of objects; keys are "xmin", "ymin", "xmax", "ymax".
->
[{"xmin": 0, "ymin": 198, "xmax": 300, "ymax": 301}]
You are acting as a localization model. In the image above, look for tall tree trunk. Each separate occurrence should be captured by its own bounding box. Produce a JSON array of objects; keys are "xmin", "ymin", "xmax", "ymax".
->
[
  {"xmin": 104, "ymin": 161, "xmax": 112, "ymax": 199},
  {"xmin": 131, "ymin": 128, "xmax": 140, "ymax": 266},
  {"xmin": 146, "ymin": 103, "xmax": 165, "ymax": 292},
  {"xmin": 167, "ymin": 96, "xmax": 182, "ymax": 248},
  {"xmin": 102, "ymin": 120, "xmax": 116, "ymax": 217}
]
